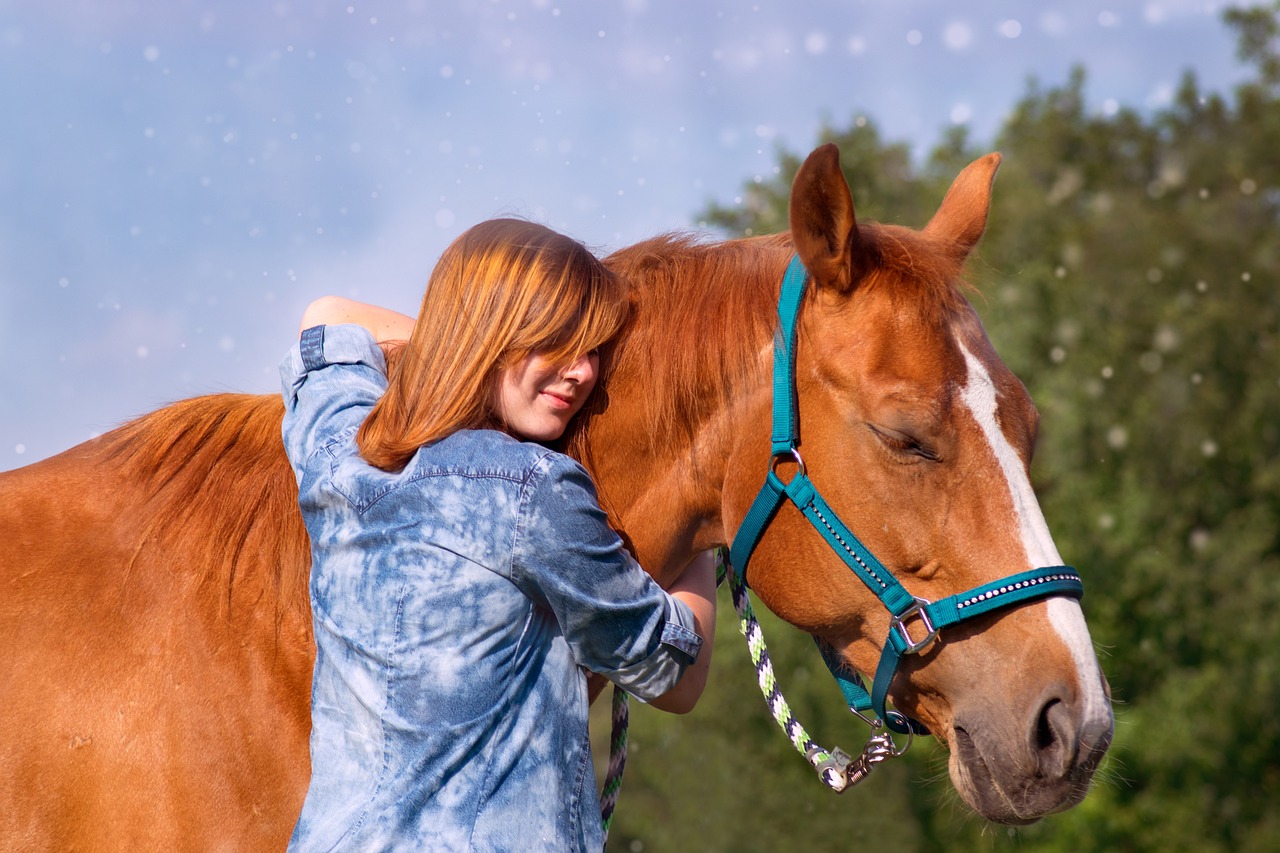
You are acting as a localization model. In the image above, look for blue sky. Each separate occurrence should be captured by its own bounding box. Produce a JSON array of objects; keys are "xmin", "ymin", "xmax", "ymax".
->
[{"xmin": 0, "ymin": 0, "xmax": 1250, "ymax": 466}]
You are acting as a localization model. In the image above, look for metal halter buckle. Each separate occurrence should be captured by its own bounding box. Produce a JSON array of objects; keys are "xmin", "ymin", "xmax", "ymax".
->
[
  {"xmin": 891, "ymin": 596, "xmax": 939, "ymax": 655},
  {"xmin": 850, "ymin": 707, "xmax": 915, "ymax": 757}
]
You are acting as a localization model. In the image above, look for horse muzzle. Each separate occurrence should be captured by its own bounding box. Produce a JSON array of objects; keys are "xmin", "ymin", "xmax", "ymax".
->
[{"xmin": 948, "ymin": 675, "xmax": 1114, "ymax": 824}]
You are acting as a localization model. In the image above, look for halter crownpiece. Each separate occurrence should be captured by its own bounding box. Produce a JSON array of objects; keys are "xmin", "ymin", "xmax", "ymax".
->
[{"xmin": 727, "ymin": 255, "xmax": 1084, "ymax": 788}]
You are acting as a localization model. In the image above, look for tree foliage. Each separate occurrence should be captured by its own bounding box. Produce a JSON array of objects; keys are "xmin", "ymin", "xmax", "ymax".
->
[{"xmin": 600, "ymin": 5, "xmax": 1280, "ymax": 851}]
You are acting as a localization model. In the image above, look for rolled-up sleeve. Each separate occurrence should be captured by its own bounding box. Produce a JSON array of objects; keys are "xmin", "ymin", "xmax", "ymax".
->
[
  {"xmin": 279, "ymin": 324, "xmax": 388, "ymax": 473},
  {"xmin": 510, "ymin": 452, "xmax": 703, "ymax": 702}
]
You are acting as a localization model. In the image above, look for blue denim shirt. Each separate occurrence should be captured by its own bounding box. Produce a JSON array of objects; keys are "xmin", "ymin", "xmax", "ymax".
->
[{"xmin": 280, "ymin": 325, "xmax": 701, "ymax": 852}]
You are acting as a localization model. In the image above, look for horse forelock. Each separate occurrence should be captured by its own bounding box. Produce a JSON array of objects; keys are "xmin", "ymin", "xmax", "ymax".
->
[
  {"xmin": 98, "ymin": 393, "xmax": 311, "ymax": 622},
  {"xmin": 856, "ymin": 223, "xmax": 976, "ymax": 327}
]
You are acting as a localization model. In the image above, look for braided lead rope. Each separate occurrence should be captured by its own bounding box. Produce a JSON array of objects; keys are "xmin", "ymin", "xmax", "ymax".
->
[
  {"xmin": 599, "ymin": 683, "xmax": 629, "ymax": 847},
  {"xmin": 717, "ymin": 548, "xmax": 905, "ymax": 793}
]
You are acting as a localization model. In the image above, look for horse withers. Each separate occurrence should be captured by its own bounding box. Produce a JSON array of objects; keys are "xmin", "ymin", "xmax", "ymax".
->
[{"xmin": 0, "ymin": 144, "xmax": 1112, "ymax": 848}]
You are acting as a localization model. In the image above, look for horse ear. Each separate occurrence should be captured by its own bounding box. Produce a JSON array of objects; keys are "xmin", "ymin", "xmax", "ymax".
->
[
  {"xmin": 923, "ymin": 152, "xmax": 1002, "ymax": 255},
  {"xmin": 789, "ymin": 143, "xmax": 860, "ymax": 293}
]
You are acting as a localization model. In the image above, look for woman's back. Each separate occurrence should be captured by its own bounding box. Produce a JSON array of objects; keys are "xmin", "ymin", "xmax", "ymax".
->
[{"xmin": 283, "ymin": 324, "xmax": 700, "ymax": 851}]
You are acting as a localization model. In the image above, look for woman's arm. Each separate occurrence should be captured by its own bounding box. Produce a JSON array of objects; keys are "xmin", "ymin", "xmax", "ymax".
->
[
  {"xmin": 299, "ymin": 296, "xmax": 415, "ymax": 343},
  {"xmin": 648, "ymin": 550, "xmax": 717, "ymax": 714},
  {"xmin": 513, "ymin": 459, "xmax": 719, "ymax": 710}
]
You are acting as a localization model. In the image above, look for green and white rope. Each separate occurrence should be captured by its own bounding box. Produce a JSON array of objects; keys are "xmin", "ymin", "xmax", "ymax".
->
[
  {"xmin": 599, "ymin": 684, "xmax": 628, "ymax": 846},
  {"xmin": 715, "ymin": 547, "xmax": 904, "ymax": 793}
]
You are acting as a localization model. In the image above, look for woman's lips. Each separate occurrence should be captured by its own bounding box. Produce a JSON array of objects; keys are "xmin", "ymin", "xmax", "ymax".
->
[{"xmin": 541, "ymin": 390, "xmax": 574, "ymax": 410}]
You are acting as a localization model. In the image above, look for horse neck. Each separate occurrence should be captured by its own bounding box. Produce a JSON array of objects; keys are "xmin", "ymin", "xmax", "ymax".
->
[{"xmin": 569, "ymin": 234, "xmax": 791, "ymax": 585}]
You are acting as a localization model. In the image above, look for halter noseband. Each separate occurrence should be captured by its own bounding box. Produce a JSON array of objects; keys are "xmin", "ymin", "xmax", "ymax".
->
[{"xmin": 728, "ymin": 255, "xmax": 1084, "ymax": 737}]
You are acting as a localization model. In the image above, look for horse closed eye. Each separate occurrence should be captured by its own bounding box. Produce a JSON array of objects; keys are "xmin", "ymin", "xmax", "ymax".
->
[{"xmin": 869, "ymin": 425, "xmax": 941, "ymax": 462}]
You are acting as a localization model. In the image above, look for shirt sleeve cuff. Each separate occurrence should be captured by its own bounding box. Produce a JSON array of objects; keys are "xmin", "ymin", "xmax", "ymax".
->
[
  {"xmin": 280, "ymin": 324, "xmax": 387, "ymax": 407},
  {"xmin": 658, "ymin": 596, "xmax": 703, "ymax": 664},
  {"xmin": 605, "ymin": 594, "xmax": 703, "ymax": 702}
]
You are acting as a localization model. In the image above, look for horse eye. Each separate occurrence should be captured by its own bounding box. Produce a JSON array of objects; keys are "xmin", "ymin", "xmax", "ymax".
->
[{"xmin": 869, "ymin": 425, "xmax": 940, "ymax": 462}]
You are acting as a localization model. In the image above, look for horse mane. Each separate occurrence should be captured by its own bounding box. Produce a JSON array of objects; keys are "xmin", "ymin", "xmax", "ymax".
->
[
  {"xmin": 570, "ymin": 223, "xmax": 973, "ymax": 455},
  {"xmin": 857, "ymin": 222, "xmax": 976, "ymax": 325},
  {"xmin": 94, "ymin": 393, "xmax": 311, "ymax": 622},
  {"xmin": 592, "ymin": 232, "xmax": 788, "ymax": 448}
]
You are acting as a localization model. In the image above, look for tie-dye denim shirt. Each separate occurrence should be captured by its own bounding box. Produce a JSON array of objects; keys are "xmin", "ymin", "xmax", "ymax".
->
[{"xmin": 279, "ymin": 325, "xmax": 701, "ymax": 852}]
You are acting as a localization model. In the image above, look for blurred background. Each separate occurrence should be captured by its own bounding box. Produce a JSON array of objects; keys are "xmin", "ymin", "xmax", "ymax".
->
[{"xmin": 4, "ymin": 1, "xmax": 1277, "ymax": 850}]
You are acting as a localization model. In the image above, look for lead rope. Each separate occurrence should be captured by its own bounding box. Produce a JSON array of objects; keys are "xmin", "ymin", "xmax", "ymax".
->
[
  {"xmin": 599, "ymin": 684, "xmax": 628, "ymax": 848},
  {"xmin": 715, "ymin": 547, "xmax": 909, "ymax": 793}
]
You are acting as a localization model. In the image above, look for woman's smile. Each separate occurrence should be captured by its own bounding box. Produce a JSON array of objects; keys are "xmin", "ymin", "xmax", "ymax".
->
[
  {"xmin": 496, "ymin": 350, "xmax": 599, "ymax": 441},
  {"xmin": 540, "ymin": 389, "xmax": 574, "ymax": 409}
]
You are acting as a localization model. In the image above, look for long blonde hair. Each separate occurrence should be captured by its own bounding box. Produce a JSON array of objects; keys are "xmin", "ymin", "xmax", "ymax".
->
[{"xmin": 357, "ymin": 219, "xmax": 629, "ymax": 471}]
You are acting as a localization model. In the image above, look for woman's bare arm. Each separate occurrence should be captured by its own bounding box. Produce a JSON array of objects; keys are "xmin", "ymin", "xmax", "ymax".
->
[
  {"xmin": 648, "ymin": 549, "xmax": 718, "ymax": 714},
  {"xmin": 300, "ymin": 296, "xmax": 415, "ymax": 343}
]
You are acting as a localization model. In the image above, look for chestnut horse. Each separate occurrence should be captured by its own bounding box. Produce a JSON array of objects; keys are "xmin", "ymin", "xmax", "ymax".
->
[{"xmin": 0, "ymin": 145, "xmax": 1112, "ymax": 849}]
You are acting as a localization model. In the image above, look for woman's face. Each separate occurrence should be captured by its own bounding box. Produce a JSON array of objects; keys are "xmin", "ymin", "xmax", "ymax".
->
[{"xmin": 495, "ymin": 350, "xmax": 599, "ymax": 442}]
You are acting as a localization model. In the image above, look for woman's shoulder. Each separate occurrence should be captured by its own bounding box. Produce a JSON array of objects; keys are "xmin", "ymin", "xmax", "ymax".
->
[
  {"xmin": 324, "ymin": 430, "xmax": 575, "ymax": 517},
  {"xmin": 412, "ymin": 429, "xmax": 583, "ymax": 484}
]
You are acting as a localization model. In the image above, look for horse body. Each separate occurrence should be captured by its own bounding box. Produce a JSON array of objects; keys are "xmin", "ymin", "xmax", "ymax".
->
[
  {"xmin": 0, "ymin": 397, "xmax": 314, "ymax": 848},
  {"xmin": 0, "ymin": 145, "xmax": 1111, "ymax": 848}
]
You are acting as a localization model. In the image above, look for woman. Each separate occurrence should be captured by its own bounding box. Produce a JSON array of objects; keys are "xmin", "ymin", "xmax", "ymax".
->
[{"xmin": 280, "ymin": 219, "xmax": 715, "ymax": 851}]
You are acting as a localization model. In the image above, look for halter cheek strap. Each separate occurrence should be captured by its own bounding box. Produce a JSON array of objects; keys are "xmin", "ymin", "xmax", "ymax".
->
[{"xmin": 729, "ymin": 255, "xmax": 1083, "ymax": 736}]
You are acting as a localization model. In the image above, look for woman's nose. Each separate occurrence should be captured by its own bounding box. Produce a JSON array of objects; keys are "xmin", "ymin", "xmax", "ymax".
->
[{"xmin": 561, "ymin": 353, "xmax": 595, "ymax": 383}]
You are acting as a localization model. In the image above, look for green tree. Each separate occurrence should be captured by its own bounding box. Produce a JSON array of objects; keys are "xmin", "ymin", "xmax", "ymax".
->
[{"xmin": 593, "ymin": 602, "xmax": 928, "ymax": 852}]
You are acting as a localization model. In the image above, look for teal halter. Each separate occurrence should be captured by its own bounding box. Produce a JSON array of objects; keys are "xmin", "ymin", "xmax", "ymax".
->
[{"xmin": 728, "ymin": 255, "xmax": 1084, "ymax": 737}]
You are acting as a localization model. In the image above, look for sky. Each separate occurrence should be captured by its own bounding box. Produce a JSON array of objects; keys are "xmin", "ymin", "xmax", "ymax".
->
[{"xmin": 0, "ymin": 0, "xmax": 1253, "ymax": 467}]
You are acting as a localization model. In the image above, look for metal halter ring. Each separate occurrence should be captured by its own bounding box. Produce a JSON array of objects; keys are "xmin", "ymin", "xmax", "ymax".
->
[
  {"xmin": 770, "ymin": 447, "xmax": 806, "ymax": 482},
  {"xmin": 891, "ymin": 597, "xmax": 939, "ymax": 655}
]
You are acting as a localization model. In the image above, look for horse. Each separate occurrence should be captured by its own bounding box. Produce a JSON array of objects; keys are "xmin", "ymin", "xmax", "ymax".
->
[{"xmin": 0, "ymin": 144, "xmax": 1113, "ymax": 849}]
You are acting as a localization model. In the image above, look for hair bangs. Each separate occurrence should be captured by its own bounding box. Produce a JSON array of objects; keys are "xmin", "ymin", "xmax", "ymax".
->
[{"xmin": 506, "ymin": 250, "xmax": 629, "ymax": 367}]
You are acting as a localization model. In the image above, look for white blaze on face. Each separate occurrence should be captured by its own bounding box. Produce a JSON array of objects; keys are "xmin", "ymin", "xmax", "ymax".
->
[{"xmin": 957, "ymin": 341, "xmax": 1110, "ymax": 725}]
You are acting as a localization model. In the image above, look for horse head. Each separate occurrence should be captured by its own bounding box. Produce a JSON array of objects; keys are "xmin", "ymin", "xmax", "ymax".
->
[{"xmin": 716, "ymin": 143, "xmax": 1113, "ymax": 823}]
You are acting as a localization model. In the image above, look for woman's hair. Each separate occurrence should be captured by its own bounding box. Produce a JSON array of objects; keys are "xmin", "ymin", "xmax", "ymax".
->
[{"xmin": 357, "ymin": 218, "xmax": 629, "ymax": 471}]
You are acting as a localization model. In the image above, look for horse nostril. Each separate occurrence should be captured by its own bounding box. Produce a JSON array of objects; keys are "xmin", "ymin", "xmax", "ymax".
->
[
  {"xmin": 1035, "ymin": 699, "xmax": 1058, "ymax": 750},
  {"xmin": 1033, "ymin": 697, "xmax": 1075, "ymax": 778}
]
